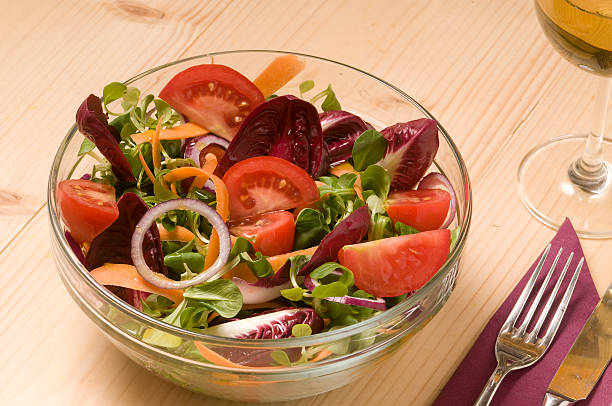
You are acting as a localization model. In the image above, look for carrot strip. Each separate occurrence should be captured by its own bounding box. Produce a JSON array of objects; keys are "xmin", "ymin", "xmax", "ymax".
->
[
  {"xmin": 253, "ymin": 55, "xmax": 306, "ymax": 99},
  {"xmin": 152, "ymin": 120, "xmax": 162, "ymax": 170},
  {"xmin": 222, "ymin": 246, "xmax": 317, "ymax": 282},
  {"xmin": 130, "ymin": 122, "xmax": 208, "ymax": 145},
  {"xmin": 204, "ymin": 231, "xmax": 221, "ymax": 269},
  {"xmin": 157, "ymin": 224, "xmax": 195, "ymax": 242},
  {"xmin": 222, "ymin": 263, "xmax": 257, "ymax": 282},
  {"xmin": 329, "ymin": 162, "xmax": 358, "ymax": 177},
  {"xmin": 194, "ymin": 342, "xmax": 284, "ymax": 369},
  {"xmin": 138, "ymin": 144, "xmax": 155, "ymax": 183},
  {"xmin": 190, "ymin": 153, "xmax": 218, "ymax": 191},
  {"xmin": 329, "ymin": 162, "xmax": 363, "ymax": 200},
  {"xmin": 90, "ymin": 263, "xmax": 184, "ymax": 304},
  {"xmin": 170, "ymin": 183, "xmax": 177, "ymax": 195},
  {"xmin": 208, "ymin": 174, "xmax": 229, "ymax": 221},
  {"xmin": 309, "ymin": 349, "xmax": 333, "ymax": 363},
  {"xmin": 267, "ymin": 246, "xmax": 317, "ymax": 272},
  {"xmin": 201, "ymin": 153, "xmax": 218, "ymax": 173},
  {"xmin": 163, "ymin": 167, "xmax": 210, "ymax": 184},
  {"xmin": 203, "ymin": 172, "xmax": 229, "ymax": 269}
]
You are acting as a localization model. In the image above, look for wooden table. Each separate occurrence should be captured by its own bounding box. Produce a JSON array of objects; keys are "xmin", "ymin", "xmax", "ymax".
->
[{"xmin": 1, "ymin": 0, "xmax": 610, "ymax": 404}]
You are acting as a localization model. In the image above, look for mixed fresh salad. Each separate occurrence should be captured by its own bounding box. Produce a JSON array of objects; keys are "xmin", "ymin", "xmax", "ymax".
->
[{"xmin": 58, "ymin": 55, "xmax": 458, "ymax": 362}]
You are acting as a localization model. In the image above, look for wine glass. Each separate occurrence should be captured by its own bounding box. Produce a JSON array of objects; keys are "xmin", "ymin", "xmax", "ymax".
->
[{"xmin": 518, "ymin": 0, "xmax": 612, "ymax": 238}]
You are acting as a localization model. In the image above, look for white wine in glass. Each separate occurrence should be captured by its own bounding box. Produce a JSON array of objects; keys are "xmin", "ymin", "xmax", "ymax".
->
[{"xmin": 518, "ymin": 0, "xmax": 612, "ymax": 238}]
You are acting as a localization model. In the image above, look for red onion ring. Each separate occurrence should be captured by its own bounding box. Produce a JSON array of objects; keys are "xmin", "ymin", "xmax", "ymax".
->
[
  {"xmin": 183, "ymin": 134, "xmax": 229, "ymax": 167},
  {"xmin": 304, "ymin": 272, "xmax": 386, "ymax": 310},
  {"xmin": 417, "ymin": 172, "xmax": 457, "ymax": 229},
  {"xmin": 131, "ymin": 198, "xmax": 230, "ymax": 289},
  {"xmin": 325, "ymin": 296, "xmax": 387, "ymax": 310},
  {"xmin": 233, "ymin": 277, "xmax": 292, "ymax": 304}
]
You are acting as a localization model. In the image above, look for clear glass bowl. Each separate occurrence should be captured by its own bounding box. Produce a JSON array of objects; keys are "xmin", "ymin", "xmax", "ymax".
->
[{"xmin": 47, "ymin": 50, "xmax": 472, "ymax": 402}]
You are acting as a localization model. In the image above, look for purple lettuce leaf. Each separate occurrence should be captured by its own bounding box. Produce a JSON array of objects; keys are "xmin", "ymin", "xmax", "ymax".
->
[
  {"xmin": 378, "ymin": 118, "xmax": 439, "ymax": 191},
  {"xmin": 255, "ymin": 205, "xmax": 370, "ymax": 287},
  {"xmin": 85, "ymin": 192, "xmax": 165, "ymax": 308},
  {"xmin": 76, "ymin": 94, "xmax": 136, "ymax": 182},
  {"xmin": 320, "ymin": 110, "xmax": 372, "ymax": 167},
  {"xmin": 64, "ymin": 231, "xmax": 86, "ymax": 265},
  {"xmin": 218, "ymin": 95, "xmax": 326, "ymax": 178}
]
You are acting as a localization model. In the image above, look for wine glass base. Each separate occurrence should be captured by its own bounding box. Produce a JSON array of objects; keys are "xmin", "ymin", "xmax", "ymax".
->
[{"xmin": 517, "ymin": 134, "xmax": 612, "ymax": 239}]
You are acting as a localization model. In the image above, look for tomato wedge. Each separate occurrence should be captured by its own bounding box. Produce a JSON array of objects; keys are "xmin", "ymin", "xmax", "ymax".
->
[
  {"xmin": 57, "ymin": 179, "xmax": 119, "ymax": 244},
  {"xmin": 384, "ymin": 189, "xmax": 451, "ymax": 231},
  {"xmin": 229, "ymin": 210, "xmax": 295, "ymax": 256},
  {"xmin": 222, "ymin": 156, "xmax": 319, "ymax": 220},
  {"xmin": 159, "ymin": 64, "xmax": 264, "ymax": 140},
  {"xmin": 338, "ymin": 230, "xmax": 451, "ymax": 297}
]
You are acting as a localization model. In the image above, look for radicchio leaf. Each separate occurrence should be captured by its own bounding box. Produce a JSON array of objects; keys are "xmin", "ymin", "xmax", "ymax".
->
[
  {"xmin": 256, "ymin": 206, "xmax": 370, "ymax": 287},
  {"xmin": 320, "ymin": 110, "xmax": 372, "ymax": 167},
  {"xmin": 64, "ymin": 231, "xmax": 86, "ymax": 265},
  {"xmin": 218, "ymin": 95, "xmax": 326, "ymax": 177},
  {"xmin": 204, "ymin": 308, "xmax": 323, "ymax": 339},
  {"xmin": 378, "ymin": 118, "xmax": 438, "ymax": 191},
  {"xmin": 76, "ymin": 94, "xmax": 136, "ymax": 182},
  {"xmin": 85, "ymin": 192, "xmax": 165, "ymax": 309}
]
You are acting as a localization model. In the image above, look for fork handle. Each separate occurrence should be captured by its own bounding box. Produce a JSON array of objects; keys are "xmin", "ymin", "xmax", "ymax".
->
[
  {"xmin": 473, "ymin": 365, "xmax": 512, "ymax": 406},
  {"xmin": 541, "ymin": 392, "xmax": 573, "ymax": 406}
]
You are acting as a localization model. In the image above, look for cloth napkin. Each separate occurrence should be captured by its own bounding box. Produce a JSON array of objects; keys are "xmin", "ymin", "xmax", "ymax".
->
[{"xmin": 433, "ymin": 218, "xmax": 611, "ymax": 406}]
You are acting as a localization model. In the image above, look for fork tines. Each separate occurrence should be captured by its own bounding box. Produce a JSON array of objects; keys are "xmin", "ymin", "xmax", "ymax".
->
[{"xmin": 501, "ymin": 244, "xmax": 584, "ymax": 345}]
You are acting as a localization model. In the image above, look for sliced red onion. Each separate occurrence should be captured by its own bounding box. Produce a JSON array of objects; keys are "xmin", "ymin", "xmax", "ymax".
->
[
  {"xmin": 304, "ymin": 271, "xmax": 385, "ymax": 310},
  {"xmin": 417, "ymin": 172, "xmax": 457, "ymax": 229},
  {"xmin": 303, "ymin": 275, "xmax": 319, "ymax": 291},
  {"xmin": 233, "ymin": 277, "xmax": 292, "ymax": 304},
  {"xmin": 131, "ymin": 199, "xmax": 230, "ymax": 289},
  {"xmin": 183, "ymin": 134, "xmax": 229, "ymax": 167},
  {"xmin": 65, "ymin": 231, "xmax": 85, "ymax": 265},
  {"xmin": 325, "ymin": 296, "xmax": 387, "ymax": 310}
]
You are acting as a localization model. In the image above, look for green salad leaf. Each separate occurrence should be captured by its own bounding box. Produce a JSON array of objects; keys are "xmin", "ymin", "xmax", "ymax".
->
[{"xmin": 351, "ymin": 129, "xmax": 387, "ymax": 171}]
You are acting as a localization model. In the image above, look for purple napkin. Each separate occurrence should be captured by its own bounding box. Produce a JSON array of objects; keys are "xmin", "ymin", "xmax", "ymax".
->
[{"xmin": 433, "ymin": 218, "xmax": 611, "ymax": 406}]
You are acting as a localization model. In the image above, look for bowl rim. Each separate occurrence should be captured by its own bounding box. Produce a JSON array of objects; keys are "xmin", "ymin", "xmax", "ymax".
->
[{"xmin": 48, "ymin": 49, "xmax": 472, "ymax": 351}]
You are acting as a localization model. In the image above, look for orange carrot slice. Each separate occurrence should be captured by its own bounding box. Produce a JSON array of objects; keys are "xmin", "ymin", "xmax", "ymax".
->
[
  {"xmin": 309, "ymin": 349, "xmax": 333, "ymax": 363},
  {"xmin": 130, "ymin": 123, "xmax": 208, "ymax": 145},
  {"xmin": 267, "ymin": 246, "xmax": 317, "ymax": 272},
  {"xmin": 138, "ymin": 144, "xmax": 155, "ymax": 183},
  {"xmin": 253, "ymin": 55, "xmax": 305, "ymax": 99},
  {"xmin": 152, "ymin": 120, "xmax": 162, "ymax": 170},
  {"xmin": 194, "ymin": 342, "xmax": 285, "ymax": 369},
  {"xmin": 204, "ymin": 173, "xmax": 230, "ymax": 270},
  {"xmin": 90, "ymin": 263, "xmax": 184, "ymax": 304},
  {"xmin": 208, "ymin": 173, "xmax": 229, "ymax": 220},
  {"xmin": 205, "ymin": 231, "xmax": 221, "ymax": 270},
  {"xmin": 190, "ymin": 153, "xmax": 218, "ymax": 191},
  {"xmin": 163, "ymin": 166, "xmax": 210, "ymax": 184},
  {"xmin": 157, "ymin": 224, "xmax": 195, "ymax": 242}
]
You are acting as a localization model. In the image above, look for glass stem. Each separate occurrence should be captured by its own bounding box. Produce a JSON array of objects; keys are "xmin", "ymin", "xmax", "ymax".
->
[{"xmin": 568, "ymin": 75, "xmax": 611, "ymax": 193}]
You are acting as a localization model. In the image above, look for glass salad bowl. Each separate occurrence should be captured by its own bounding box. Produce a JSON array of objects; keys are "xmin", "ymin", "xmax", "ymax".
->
[{"xmin": 47, "ymin": 50, "xmax": 472, "ymax": 402}]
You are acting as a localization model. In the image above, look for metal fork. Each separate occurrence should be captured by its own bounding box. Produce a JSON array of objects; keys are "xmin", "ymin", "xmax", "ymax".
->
[{"xmin": 474, "ymin": 244, "xmax": 584, "ymax": 406}]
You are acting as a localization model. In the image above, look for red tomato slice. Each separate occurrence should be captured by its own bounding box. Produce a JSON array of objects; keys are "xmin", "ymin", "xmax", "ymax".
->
[
  {"xmin": 222, "ymin": 156, "xmax": 319, "ymax": 220},
  {"xmin": 338, "ymin": 229, "xmax": 451, "ymax": 297},
  {"xmin": 384, "ymin": 189, "xmax": 451, "ymax": 231},
  {"xmin": 57, "ymin": 179, "xmax": 119, "ymax": 244},
  {"xmin": 159, "ymin": 64, "xmax": 264, "ymax": 140},
  {"xmin": 229, "ymin": 210, "xmax": 295, "ymax": 256}
]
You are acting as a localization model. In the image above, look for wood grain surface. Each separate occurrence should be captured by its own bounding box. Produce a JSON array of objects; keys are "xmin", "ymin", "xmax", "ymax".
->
[{"xmin": 0, "ymin": 0, "xmax": 610, "ymax": 405}]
